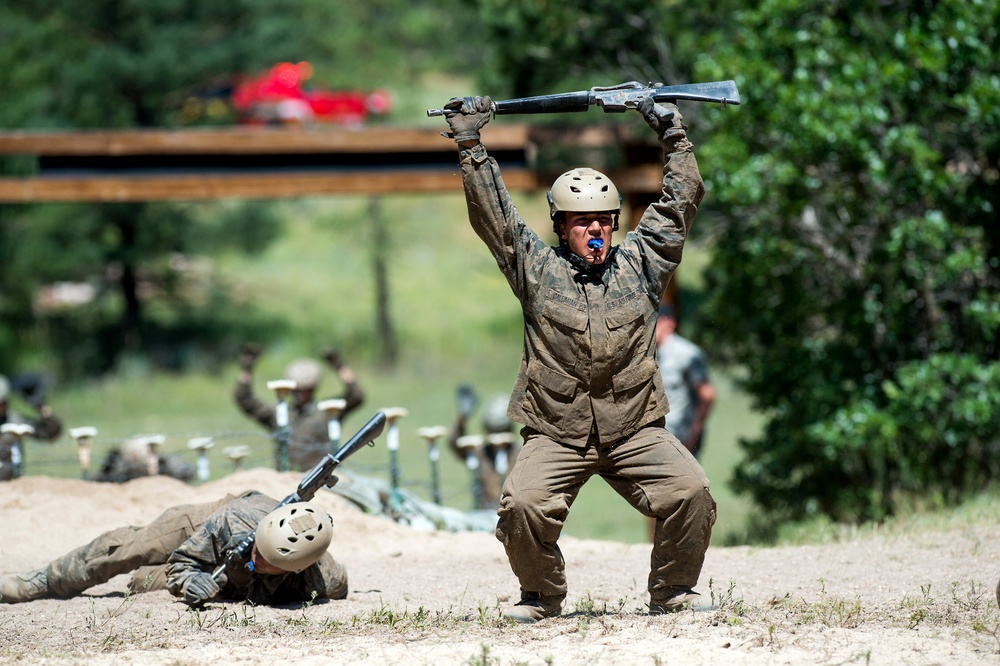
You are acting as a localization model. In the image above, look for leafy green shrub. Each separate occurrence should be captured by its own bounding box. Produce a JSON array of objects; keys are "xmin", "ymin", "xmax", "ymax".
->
[{"xmin": 696, "ymin": 0, "xmax": 1000, "ymax": 523}]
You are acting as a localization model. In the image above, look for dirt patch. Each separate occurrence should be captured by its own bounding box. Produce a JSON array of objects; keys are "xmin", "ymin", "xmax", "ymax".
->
[{"xmin": 1, "ymin": 470, "xmax": 998, "ymax": 665}]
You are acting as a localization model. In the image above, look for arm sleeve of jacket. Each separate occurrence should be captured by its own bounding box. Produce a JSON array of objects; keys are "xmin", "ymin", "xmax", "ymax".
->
[
  {"xmin": 300, "ymin": 552, "xmax": 349, "ymax": 600},
  {"xmin": 234, "ymin": 379, "xmax": 277, "ymax": 430},
  {"xmin": 458, "ymin": 144, "xmax": 549, "ymax": 301},
  {"xmin": 625, "ymin": 115, "xmax": 706, "ymax": 299},
  {"xmin": 165, "ymin": 521, "xmax": 230, "ymax": 597},
  {"xmin": 164, "ymin": 494, "xmax": 265, "ymax": 597},
  {"xmin": 339, "ymin": 376, "xmax": 364, "ymax": 418}
]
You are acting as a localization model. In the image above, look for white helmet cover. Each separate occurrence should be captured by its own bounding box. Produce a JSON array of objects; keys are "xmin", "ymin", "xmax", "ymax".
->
[
  {"xmin": 255, "ymin": 501, "xmax": 333, "ymax": 573},
  {"xmin": 547, "ymin": 167, "xmax": 622, "ymax": 220}
]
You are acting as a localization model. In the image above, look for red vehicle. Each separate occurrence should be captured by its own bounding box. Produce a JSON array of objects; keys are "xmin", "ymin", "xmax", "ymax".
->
[{"xmin": 231, "ymin": 61, "xmax": 391, "ymax": 126}]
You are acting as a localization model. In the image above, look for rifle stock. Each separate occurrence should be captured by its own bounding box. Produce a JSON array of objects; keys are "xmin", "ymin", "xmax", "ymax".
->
[
  {"xmin": 211, "ymin": 410, "xmax": 386, "ymax": 581},
  {"xmin": 427, "ymin": 80, "xmax": 740, "ymax": 117}
]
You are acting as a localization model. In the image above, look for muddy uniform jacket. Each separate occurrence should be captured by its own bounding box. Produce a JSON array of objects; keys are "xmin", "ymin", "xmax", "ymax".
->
[
  {"xmin": 166, "ymin": 491, "xmax": 347, "ymax": 605},
  {"xmin": 234, "ymin": 379, "xmax": 364, "ymax": 470},
  {"xmin": 458, "ymin": 135, "xmax": 703, "ymax": 447}
]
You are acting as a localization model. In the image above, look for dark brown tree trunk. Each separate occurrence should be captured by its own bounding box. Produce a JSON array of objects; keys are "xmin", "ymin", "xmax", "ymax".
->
[{"xmin": 370, "ymin": 196, "xmax": 398, "ymax": 367}]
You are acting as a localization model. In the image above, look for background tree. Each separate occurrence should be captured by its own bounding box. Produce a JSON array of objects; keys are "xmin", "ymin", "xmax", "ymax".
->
[
  {"xmin": 693, "ymin": 0, "xmax": 1000, "ymax": 522},
  {"xmin": 476, "ymin": 0, "xmax": 743, "ymax": 97}
]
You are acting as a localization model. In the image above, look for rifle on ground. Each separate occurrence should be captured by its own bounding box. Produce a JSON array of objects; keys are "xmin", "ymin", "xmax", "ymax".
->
[
  {"xmin": 427, "ymin": 80, "xmax": 740, "ymax": 117},
  {"xmin": 211, "ymin": 410, "xmax": 387, "ymax": 581}
]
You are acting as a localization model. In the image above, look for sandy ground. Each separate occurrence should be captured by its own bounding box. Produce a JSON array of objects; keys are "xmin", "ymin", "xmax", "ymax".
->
[{"xmin": 1, "ymin": 469, "xmax": 998, "ymax": 666}]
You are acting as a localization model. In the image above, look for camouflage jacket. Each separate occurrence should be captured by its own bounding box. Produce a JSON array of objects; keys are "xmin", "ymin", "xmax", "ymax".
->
[
  {"xmin": 458, "ymin": 127, "xmax": 704, "ymax": 448},
  {"xmin": 165, "ymin": 491, "xmax": 348, "ymax": 605},
  {"xmin": 1, "ymin": 408, "xmax": 63, "ymax": 480}
]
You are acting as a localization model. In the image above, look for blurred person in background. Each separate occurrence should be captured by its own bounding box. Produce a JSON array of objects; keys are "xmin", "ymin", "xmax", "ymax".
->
[
  {"xmin": 0, "ymin": 373, "xmax": 63, "ymax": 481},
  {"xmin": 234, "ymin": 344, "xmax": 365, "ymax": 470},
  {"xmin": 655, "ymin": 304, "xmax": 716, "ymax": 459}
]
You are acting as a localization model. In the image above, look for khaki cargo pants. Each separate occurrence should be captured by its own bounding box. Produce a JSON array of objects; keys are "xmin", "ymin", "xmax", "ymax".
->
[
  {"xmin": 495, "ymin": 422, "xmax": 716, "ymax": 603},
  {"xmin": 45, "ymin": 496, "xmax": 232, "ymax": 598}
]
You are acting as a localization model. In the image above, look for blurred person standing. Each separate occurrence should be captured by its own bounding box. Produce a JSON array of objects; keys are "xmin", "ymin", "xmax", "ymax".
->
[
  {"xmin": 655, "ymin": 304, "xmax": 716, "ymax": 458},
  {"xmin": 234, "ymin": 344, "xmax": 365, "ymax": 471}
]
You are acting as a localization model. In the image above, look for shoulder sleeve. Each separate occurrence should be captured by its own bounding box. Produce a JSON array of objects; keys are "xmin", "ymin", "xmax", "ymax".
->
[
  {"xmin": 234, "ymin": 380, "xmax": 277, "ymax": 429},
  {"xmin": 459, "ymin": 144, "xmax": 551, "ymax": 301},
  {"xmin": 622, "ymin": 124, "xmax": 705, "ymax": 298}
]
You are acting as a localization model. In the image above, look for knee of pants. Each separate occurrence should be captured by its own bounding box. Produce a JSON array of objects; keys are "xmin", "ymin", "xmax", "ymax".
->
[
  {"xmin": 648, "ymin": 477, "xmax": 714, "ymax": 520},
  {"xmin": 498, "ymin": 488, "xmax": 569, "ymax": 529}
]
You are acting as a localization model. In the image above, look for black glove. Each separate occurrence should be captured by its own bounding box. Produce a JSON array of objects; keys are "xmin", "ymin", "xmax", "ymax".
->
[
  {"xmin": 442, "ymin": 96, "xmax": 493, "ymax": 144},
  {"xmin": 238, "ymin": 342, "xmax": 262, "ymax": 371},
  {"xmin": 182, "ymin": 572, "xmax": 221, "ymax": 607},
  {"xmin": 638, "ymin": 97, "xmax": 683, "ymax": 144},
  {"xmin": 321, "ymin": 347, "xmax": 343, "ymax": 370}
]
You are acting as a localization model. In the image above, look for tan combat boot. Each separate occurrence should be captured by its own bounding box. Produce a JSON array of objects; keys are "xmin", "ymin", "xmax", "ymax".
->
[
  {"xmin": 503, "ymin": 591, "xmax": 564, "ymax": 624},
  {"xmin": 0, "ymin": 569, "xmax": 51, "ymax": 603},
  {"xmin": 649, "ymin": 587, "xmax": 716, "ymax": 614}
]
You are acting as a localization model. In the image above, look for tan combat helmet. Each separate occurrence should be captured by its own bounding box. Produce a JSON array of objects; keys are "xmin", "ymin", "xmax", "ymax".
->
[
  {"xmin": 284, "ymin": 359, "xmax": 322, "ymax": 391},
  {"xmin": 255, "ymin": 502, "xmax": 333, "ymax": 573},
  {"xmin": 547, "ymin": 167, "xmax": 622, "ymax": 232}
]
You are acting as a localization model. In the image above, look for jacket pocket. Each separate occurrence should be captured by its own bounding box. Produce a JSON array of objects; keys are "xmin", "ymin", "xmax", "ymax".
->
[
  {"xmin": 538, "ymin": 288, "xmax": 588, "ymax": 332},
  {"xmin": 605, "ymin": 291, "xmax": 648, "ymax": 330},
  {"xmin": 527, "ymin": 361, "xmax": 578, "ymax": 400}
]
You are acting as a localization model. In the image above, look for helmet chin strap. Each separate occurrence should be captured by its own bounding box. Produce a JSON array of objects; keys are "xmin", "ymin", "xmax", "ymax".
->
[{"xmin": 559, "ymin": 245, "xmax": 616, "ymax": 284}]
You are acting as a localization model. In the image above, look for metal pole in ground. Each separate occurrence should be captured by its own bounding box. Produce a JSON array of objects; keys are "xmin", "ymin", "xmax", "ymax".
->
[
  {"xmin": 381, "ymin": 407, "xmax": 409, "ymax": 492},
  {"xmin": 318, "ymin": 398, "xmax": 347, "ymax": 452},
  {"xmin": 223, "ymin": 445, "xmax": 250, "ymax": 472},
  {"xmin": 1, "ymin": 423, "xmax": 34, "ymax": 478},
  {"xmin": 456, "ymin": 434, "xmax": 486, "ymax": 510},
  {"xmin": 486, "ymin": 431, "xmax": 515, "ymax": 476},
  {"xmin": 188, "ymin": 437, "xmax": 214, "ymax": 483},
  {"xmin": 417, "ymin": 425, "xmax": 448, "ymax": 504},
  {"xmin": 267, "ymin": 379, "xmax": 296, "ymax": 472},
  {"xmin": 70, "ymin": 426, "xmax": 97, "ymax": 480},
  {"xmin": 140, "ymin": 434, "xmax": 166, "ymax": 477}
]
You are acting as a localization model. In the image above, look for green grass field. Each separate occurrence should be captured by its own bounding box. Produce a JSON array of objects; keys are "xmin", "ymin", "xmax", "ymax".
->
[{"xmin": 18, "ymin": 182, "xmax": 767, "ymax": 546}]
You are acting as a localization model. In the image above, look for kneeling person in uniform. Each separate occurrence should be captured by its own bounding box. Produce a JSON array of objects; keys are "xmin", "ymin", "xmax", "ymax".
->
[{"xmin": 0, "ymin": 494, "xmax": 348, "ymax": 607}]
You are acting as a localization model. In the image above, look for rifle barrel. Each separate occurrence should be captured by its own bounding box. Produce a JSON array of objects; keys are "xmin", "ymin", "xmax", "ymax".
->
[{"xmin": 493, "ymin": 90, "xmax": 592, "ymax": 115}]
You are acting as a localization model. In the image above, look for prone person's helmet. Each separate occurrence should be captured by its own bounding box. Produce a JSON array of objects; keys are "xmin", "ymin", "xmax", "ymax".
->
[
  {"xmin": 547, "ymin": 167, "xmax": 622, "ymax": 233},
  {"xmin": 255, "ymin": 501, "xmax": 334, "ymax": 573},
  {"xmin": 284, "ymin": 359, "xmax": 323, "ymax": 391}
]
